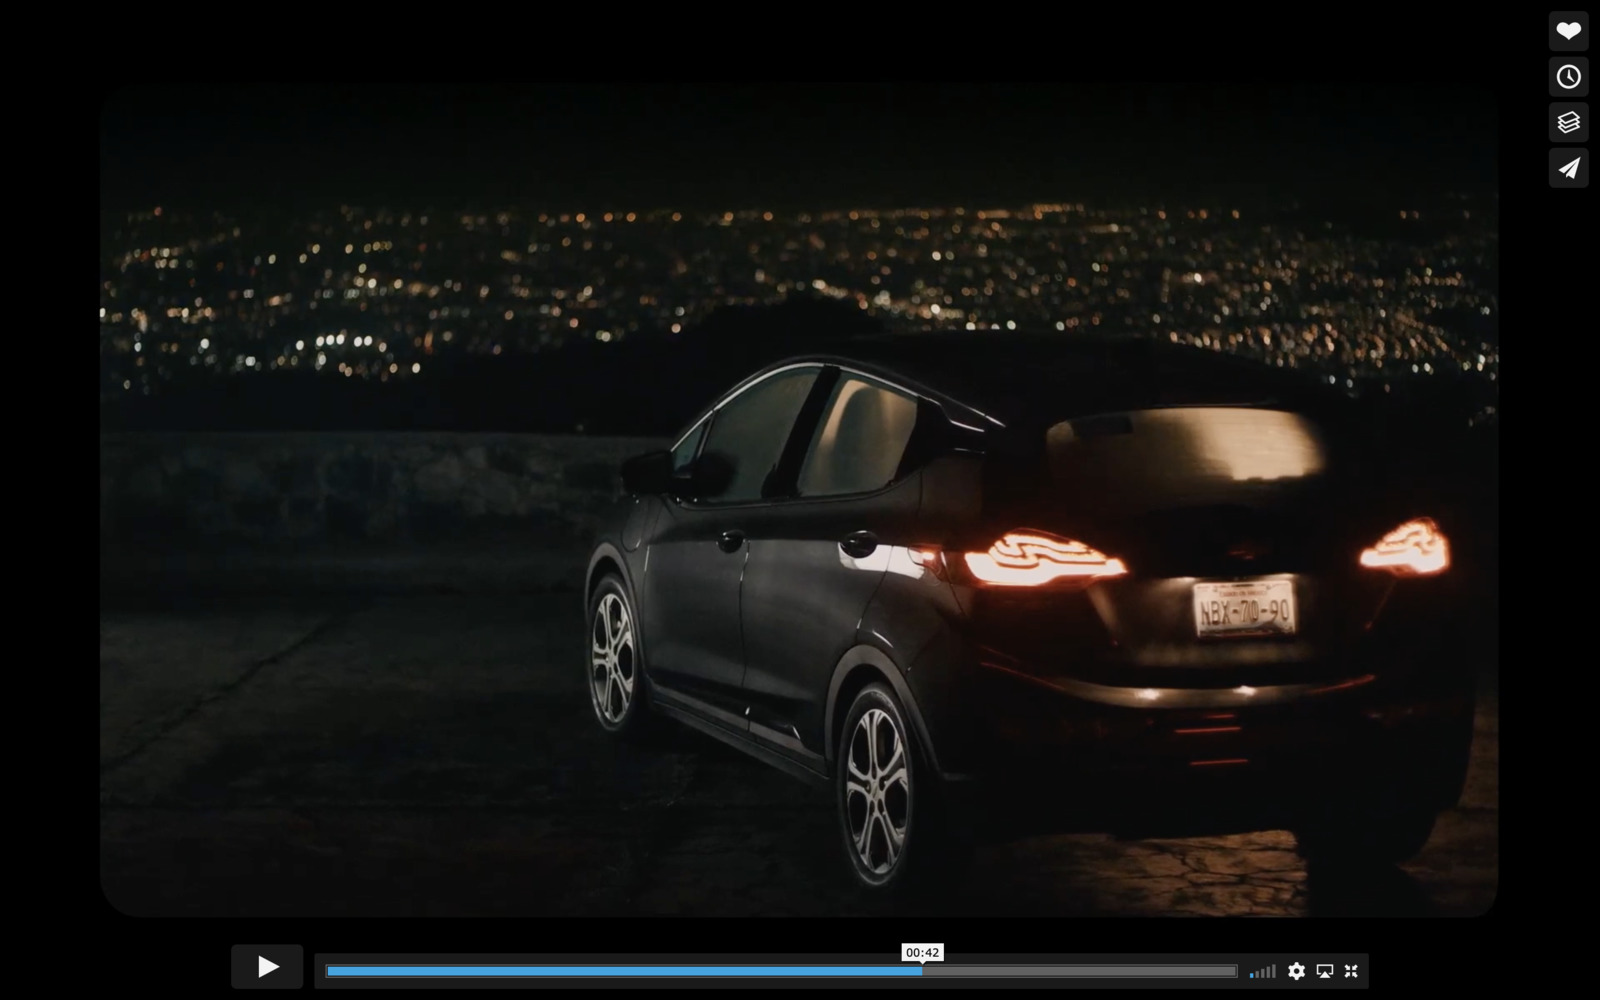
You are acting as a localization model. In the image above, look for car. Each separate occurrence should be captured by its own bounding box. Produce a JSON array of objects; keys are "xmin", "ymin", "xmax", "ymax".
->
[{"xmin": 582, "ymin": 332, "xmax": 1479, "ymax": 893}]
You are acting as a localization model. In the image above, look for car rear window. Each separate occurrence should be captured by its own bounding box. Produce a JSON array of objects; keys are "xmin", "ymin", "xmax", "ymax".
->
[{"xmin": 1045, "ymin": 407, "xmax": 1333, "ymax": 511}]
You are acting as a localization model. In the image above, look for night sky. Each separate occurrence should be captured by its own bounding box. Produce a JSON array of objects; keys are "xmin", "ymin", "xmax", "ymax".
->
[{"xmin": 100, "ymin": 83, "xmax": 1497, "ymax": 213}]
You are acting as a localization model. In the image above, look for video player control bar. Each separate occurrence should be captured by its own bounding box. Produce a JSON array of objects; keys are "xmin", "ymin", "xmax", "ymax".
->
[
  {"xmin": 310, "ymin": 954, "xmax": 1369, "ymax": 987},
  {"xmin": 935, "ymin": 965, "xmax": 1236, "ymax": 978},
  {"xmin": 324, "ymin": 964, "xmax": 1237, "ymax": 979}
]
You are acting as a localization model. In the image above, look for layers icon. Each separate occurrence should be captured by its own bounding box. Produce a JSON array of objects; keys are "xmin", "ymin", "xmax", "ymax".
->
[{"xmin": 1560, "ymin": 109, "xmax": 1583, "ymax": 134}]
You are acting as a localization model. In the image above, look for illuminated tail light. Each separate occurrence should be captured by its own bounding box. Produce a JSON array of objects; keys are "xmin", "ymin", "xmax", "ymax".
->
[
  {"xmin": 960, "ymin": 531, "xmax": 1128, "ymax": 587},
  {"xmin": 1359, "ymin": 518, "xmax": 1450, "ymax": 576}
]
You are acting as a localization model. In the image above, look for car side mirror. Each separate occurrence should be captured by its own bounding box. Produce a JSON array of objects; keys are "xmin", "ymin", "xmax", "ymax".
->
[{"xmin": 620, "ymin": 450, "xmax": 673, "ymax": 495}]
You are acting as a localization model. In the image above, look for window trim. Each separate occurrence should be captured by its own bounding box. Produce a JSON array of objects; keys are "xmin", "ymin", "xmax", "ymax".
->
[
  {"xmin": 669, "ymin": 414, "xmax": 711, "ymax": 475},
  {"xmin": 670, "ymin": 362, "xmax": 824, "ymax": 452},
  {"xmin": 669, "ymin": 413, "xmax": 709, "ymax": 455}
]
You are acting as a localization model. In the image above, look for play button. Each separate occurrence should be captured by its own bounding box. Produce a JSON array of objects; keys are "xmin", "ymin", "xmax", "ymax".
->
[{"xmin": 231, "ymin": 945, "xmax": 303, "ymax": 989}]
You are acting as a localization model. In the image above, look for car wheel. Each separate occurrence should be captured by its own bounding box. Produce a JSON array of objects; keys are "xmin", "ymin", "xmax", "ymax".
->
[
  {"xmin": 1294, "ymin": 802, "xmax": 1438, "ymax": 866},
  {"xmin": 1425, "ymin": 701, "xmax": 1477, "ymax": 811},
  {"xmin": 587, "ymin": 574, "xmax": 648, "ymax": 738},
  {"xmin": 836, "ymin": 682, "xmax": 963, "ymax": 893},
  {"xmin": 1293, "ymin": 763, "xmax": 1444, "ymax": 865},
  {"xmin": 1294, "ymin": 712, "xmax": 1475, "ymax": 867}
]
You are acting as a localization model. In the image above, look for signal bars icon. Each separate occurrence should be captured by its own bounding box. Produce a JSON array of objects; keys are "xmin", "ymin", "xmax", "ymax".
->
[{"xmin": 1249, "ymin": 964, "xmax": 1276, "ymax": 979}]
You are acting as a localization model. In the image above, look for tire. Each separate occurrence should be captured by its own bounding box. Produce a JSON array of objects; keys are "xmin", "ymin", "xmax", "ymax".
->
[
  {"xmin": 1427, "ymin": 700, "xmax": 1477, "ymax": 811},
  {"xmin": 1294, "ymin": 711, "xmax": 1473, "ymax": 866},
  {"xmin": 1294, "ymin": 804, "xmax": 1438, "ymax": 866},
  {"xmin": 835, "ymin": 682, "xmax": 968, "ymax": 894},
  {"xmin": 586, "ymin": 574, "xmax": 649, "ymax": 739},
  {"xmin": 1293, "ymin": 763, "xmax": 1445, "ymax": 866}
]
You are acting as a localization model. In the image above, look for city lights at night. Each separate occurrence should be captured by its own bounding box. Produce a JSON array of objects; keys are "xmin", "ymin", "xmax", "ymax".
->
[{"xmin": 99, "ymin": 199, "xmax": 1498, "ymax": 404}]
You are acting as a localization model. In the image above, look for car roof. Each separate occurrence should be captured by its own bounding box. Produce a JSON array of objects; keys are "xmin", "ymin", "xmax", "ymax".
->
[{"xmin": 779, "ymin": 330, "xmax": 1344, "ymax": 426}]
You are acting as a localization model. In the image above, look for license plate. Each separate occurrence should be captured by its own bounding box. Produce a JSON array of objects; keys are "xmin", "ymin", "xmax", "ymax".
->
[{"xmin": 1193, "ymin": 580, "xmax": 1297, "ymax": 638}]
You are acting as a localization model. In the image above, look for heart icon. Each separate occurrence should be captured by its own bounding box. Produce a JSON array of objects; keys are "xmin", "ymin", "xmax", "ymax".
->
[{"xmin": 1558, "ymin": 22, "xmax": 1582, "ymax": 40}]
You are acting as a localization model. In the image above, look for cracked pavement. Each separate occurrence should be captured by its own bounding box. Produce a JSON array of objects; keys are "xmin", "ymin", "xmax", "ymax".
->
[{"xmin": 99, "ymin": 595, "xmax": 1497, "ymax": 917}]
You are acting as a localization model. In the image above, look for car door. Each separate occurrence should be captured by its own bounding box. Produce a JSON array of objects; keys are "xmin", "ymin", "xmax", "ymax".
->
[
  {"xmin": 738, "ymin": 370, "xmax": 925, "ymax": 765},
  {"xmin": 636, "ymin": 364, "xmax": 823, "ymax": 730}
]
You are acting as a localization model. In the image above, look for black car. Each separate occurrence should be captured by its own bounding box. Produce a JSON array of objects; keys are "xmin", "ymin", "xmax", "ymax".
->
[{"xmin": 583, "ymin": 333, "xmax": 1479, "ymax": 892}]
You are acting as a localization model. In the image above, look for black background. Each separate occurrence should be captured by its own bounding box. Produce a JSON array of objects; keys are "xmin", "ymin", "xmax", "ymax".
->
[{"xmin": 101, "ymin": 81, "xmax": 1495, "ymax": 213}]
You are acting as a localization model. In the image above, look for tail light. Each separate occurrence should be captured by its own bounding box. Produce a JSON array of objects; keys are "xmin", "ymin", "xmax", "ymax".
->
[
  {"xmin": 1359, "ymin": 518, "xmax": 1450, "ymax": 576},
  {"xmin": 912, "ymin": 530, "xmax": 1128, "ymax": 588}
]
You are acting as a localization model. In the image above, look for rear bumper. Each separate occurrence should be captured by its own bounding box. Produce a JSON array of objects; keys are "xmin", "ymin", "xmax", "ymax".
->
[{"xmin": 931, "ymin": 658, "xmax": 1474, "ymax": 838}]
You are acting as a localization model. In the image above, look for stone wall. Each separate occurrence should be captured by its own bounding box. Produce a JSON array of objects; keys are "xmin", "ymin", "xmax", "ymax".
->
[{"xmin": 99, "ymin": 433, "xmax": 671, "ymax": 547}]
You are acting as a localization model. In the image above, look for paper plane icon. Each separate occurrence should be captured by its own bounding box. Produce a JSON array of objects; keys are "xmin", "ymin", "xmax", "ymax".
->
[{"xmin": 1560, "ymin": 156, "xmax": 1582, "ymax": 179}]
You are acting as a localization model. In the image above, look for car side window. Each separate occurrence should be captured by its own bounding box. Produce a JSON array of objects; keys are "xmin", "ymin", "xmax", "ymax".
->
[
  {"xmin": 796, "ymin": 375, "xmax": 919, "ymax": 497},
  {"xmin": 670, "ymin": 418, "xmax": 707, "ymax": 475},
  {"xmin": 696, "ymin": 367, "xmax": 820, "ymax": 503}
]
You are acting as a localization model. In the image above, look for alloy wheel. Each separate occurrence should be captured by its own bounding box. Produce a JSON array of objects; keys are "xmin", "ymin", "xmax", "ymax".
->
[
  {"xmin": 844, "ymin": 707, "xmax": 911, "ymax": 876},
  {"xmin": 590, "ymin": 592, "xmax": 636, "ymax": 725}
]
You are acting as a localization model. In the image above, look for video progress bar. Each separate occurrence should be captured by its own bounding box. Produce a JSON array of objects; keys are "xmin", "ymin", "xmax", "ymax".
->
[{"xmin": 324, "ymin": 965, "xmax": 1237, "ymax": 979}]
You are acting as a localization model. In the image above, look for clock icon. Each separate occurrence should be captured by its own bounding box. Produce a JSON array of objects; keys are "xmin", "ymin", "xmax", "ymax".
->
[{"xmin": 1553, "ymin": 57, "xmax": 1590, "ymax": 96}]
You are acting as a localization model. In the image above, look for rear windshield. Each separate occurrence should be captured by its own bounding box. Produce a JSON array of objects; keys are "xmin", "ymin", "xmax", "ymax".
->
[{"xmin": 1045, "ymin": 407, "xmax": 1335, "ymax": 512}]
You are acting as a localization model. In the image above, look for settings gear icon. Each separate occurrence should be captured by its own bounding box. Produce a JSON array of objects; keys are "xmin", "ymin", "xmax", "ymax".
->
[{"xmin": 1289, "ymin": 962, "xmax": 1306, "ymax": 980}]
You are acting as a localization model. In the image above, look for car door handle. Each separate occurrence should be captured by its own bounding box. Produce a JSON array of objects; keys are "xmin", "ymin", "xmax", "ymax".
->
[
  {"xmin": 839, "ymin": 531, "xmax": 878, "ymax": 558},
  {"xmin": 718, "ymin": 529, "xmax": 746, "ymax": 553}
]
